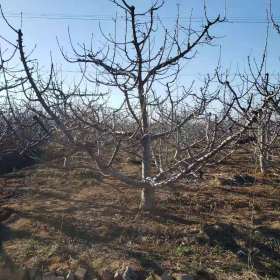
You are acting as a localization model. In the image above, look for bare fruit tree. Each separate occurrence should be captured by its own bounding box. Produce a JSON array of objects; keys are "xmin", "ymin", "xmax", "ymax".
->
[{"xmin": 58, "ymin": 0, "xmax": 226, "ymax": 209}]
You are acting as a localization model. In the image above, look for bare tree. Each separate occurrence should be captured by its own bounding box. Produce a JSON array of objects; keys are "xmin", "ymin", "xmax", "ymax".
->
[{"xmin": 58, "ymin": 0, "xmax": 226, "ymax": 209}]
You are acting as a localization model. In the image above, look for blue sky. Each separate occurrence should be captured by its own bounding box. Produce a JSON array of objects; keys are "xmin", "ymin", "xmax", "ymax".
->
[{"xmin": 0, "ymin": 0, "xmax": 280, "ymax": 87}]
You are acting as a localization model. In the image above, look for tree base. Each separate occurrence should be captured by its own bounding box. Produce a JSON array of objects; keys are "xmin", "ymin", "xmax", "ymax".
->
[{"xmin": 139, "ymin": 186, "xmax": 155, "ymax": 211}]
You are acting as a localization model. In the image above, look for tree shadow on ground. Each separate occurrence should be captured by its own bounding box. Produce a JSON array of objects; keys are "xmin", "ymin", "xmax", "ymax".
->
[
  {"xmin": 26, "ymin": 188, "xmax": 134, "ymax": 216},
  {"xmin": 0, "ymin": 223, "xmax": 35, "ymax": 280},
  {"xmin": 126, "ymin": 250, "xmax": 163, "ymax": 275},
  {"xmin": 144, "ymin": 208, "xmax": 200, "ymax": 227},
  {"xmin": 0, "ymin": 225, "xmax": 17, "ymax": 276},
  {"xmin": 202, "ymin": 222, "xmax": 280, "ymax": 278}
]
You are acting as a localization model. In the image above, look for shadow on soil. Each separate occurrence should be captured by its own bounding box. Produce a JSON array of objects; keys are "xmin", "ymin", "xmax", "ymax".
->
[
  {"xmin": 0, "ymin": 222, "xmax": 36, "ymax": 280},
  {"xmin": 202, "ymin": 223, "xmax": 280, "ymax": 278}
]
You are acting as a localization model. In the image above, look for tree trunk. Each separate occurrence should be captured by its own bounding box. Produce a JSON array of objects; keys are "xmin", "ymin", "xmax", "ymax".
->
[
  {"xmin": 259, "ymin": 152, "xmax": 267, "ymax": 174},
  {"xmin": 138, "ymin": 82, "xmax": 156, "ymax": 210},
  {"xmin": 258, "ymin": 120, "xmax": 268, "ymax": 175},
  {"xmin": 140, "ymin": 186, "xmax": 155, "ymax": 211},
  {"xmin": 140, "ymin": 133, "xmax": 156, "ymax": 210},
  {"xmin": 142, "ymin": 133, "xmax": 151, "ymax": 179}
]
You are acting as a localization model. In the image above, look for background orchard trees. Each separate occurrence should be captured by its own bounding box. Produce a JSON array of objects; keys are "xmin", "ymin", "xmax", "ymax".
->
[
  {"xmin": 216, "ymin": 47, "xmax": 280, "ymax": 176},
  {"xmin": 0, "ymin": 44, "xmax": 51, "ymax": 174},
  {"xmin": 252, "ymin": 77, "xmax": 280, "ymax": 175}
]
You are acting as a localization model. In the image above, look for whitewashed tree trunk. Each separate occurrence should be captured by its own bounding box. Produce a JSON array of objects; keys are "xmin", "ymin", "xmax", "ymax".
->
[
  {"xmin": 140, "ymin": 185, "xmax": 155, "ymax": 211},
  {"xmin": 139, "ymin": 87, "xmax": 154, "ymax": 210},
  {"xmin": 140, "ymin": 133, "xmax": 155, "ymax": 210},
  {"xmin": 141, "ymin": 133, "xmax": 151, "ymax": 179},
  {"xmin": 258, "ymin": 120, "xmax": 268, "ymax": 174}
]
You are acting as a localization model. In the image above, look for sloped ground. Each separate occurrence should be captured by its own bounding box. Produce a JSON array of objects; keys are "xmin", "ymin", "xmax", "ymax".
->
[{"xmin": 0, "ymin": 154, "xmax": 279, "ymax": 280}]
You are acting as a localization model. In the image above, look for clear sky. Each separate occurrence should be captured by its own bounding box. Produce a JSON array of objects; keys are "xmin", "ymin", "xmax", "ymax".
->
[{"xmin": 0, "ymin": 0, "xmax": 280, "ymax": 87}]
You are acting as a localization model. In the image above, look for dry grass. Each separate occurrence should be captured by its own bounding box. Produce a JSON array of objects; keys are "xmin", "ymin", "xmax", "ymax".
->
[{"xmin": 0, "ymin": 150, "xmax": 279, "ymax": 280}]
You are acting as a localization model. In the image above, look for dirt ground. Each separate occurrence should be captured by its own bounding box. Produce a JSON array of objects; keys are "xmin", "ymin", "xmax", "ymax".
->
[{"xmin": 0, "ymin": 152, "xmax": 280, "ymax": 280}]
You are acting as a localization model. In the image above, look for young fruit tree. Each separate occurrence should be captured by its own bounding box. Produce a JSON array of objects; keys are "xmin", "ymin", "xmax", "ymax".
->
[{"xmin": 0, "ymin": 1, "xmax": 269, "ymax": 210}]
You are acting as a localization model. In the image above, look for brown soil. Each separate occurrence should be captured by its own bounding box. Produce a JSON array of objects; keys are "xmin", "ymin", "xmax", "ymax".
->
[{"xmin": 0, "ymin": 153, "xmax": 279, "ymax": 280}]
